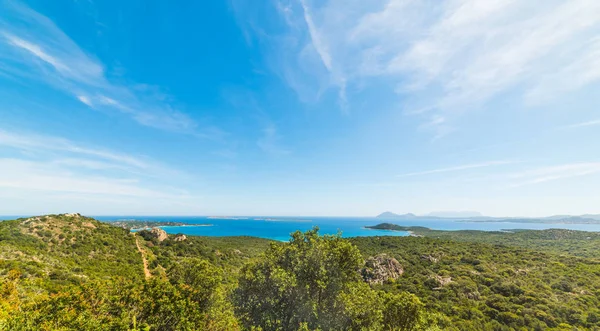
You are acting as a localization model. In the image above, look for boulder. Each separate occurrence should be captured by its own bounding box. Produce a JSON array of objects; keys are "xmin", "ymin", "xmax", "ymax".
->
[
  {"xmin": 362, "ymin": 253, "xmax": 404, "ymax": 285},
  {"xmin": 173, "ymin": 234, "xmax": 187, "ymax": 242},
  {"xmin": 150, "ymin": 227, "xmax": 168, "ymax": 242},
  {"xmin": 421, "ymin": 254, "xmax": 440, "ymax": 263}
]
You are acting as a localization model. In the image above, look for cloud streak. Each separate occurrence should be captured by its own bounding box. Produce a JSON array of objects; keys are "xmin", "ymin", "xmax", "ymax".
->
[
  {"xmin": 0, "ymin": 129, "xmax": 148, "ymax": 169},
  {"xmin": 397, "ymin": 160, "xmax": 516, "ymax": 178},
  {"xmin": 508, "ymin": 162, "xmax": 600, "ymax": 187},
  {"xmin": 0, "ymin": 129, "xmax": 200, "ymax": 205},
  {"xmin": 0, "ymin": 1, "xmax": 200, "ymax": 133},
  {"xmin": 262, "ymin": 0, "xmax": 600, "ymax": 135},
  {"xmin": 564, "ymin": 119, "xmax": 600, "ymax": 129}
]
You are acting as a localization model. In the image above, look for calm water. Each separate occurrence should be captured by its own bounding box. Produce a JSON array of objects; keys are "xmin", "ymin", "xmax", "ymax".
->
[{"xmin": 86, "ymin": 216, "xmax": 600, "ymax": 241}]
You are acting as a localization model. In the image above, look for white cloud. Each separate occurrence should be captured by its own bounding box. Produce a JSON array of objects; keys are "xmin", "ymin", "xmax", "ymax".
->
[
  {"xmin": 564, "ymin": 119, "xmax": 600, "ymax": 129},
  {"xmin": 0, "ymin": 1, "xmax": 200, "ymax": 133},
  {"xmin": 299, "ymin": 0, "xmax": 332, "ymax": 72},
  {"xmin": 0, "ymin": 129, "xmax": 148, "ymax": 169},
  {"xmin": 266, "ymin": 0, "xmax": 600, "ymax": 135},
  {"xmin": 397, "ymin": 160, "xmax": 515, "ymax": 177},
  {"xmin": 0, "ymin": 158, "xmax": 167, "ymax": 198},
  {"xmin": 77, "ymin": 95, "xmax": 93, "ymax": 106},
  {"xmin": 0, "ymin": 129, "xmax": 201, "ymax": 212},
  {"xmin": 5, "ymin": 33, "xmax": 71, "ymax": 73},
  {"xmin": 507, "ymin": 162, "xmax": 600, "ymax": 187}
]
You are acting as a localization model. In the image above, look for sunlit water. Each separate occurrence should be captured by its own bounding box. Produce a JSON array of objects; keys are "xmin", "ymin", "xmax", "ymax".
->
[
  {"xmin": 3, "ymin": 215, "xmax": 599, "ymax": 241},
  {"xmin": 84, "ymin": 216, "xmax": 600, "ymax": 241}
]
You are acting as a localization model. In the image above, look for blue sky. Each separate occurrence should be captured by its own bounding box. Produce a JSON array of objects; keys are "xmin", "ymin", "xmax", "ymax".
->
[{"xmin": 1, "ymin": 0, "xmax": 599, "ymax": 217}]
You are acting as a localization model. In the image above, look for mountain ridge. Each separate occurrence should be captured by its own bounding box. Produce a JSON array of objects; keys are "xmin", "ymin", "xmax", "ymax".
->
[{"xmin": 376, "ymin": 211, "xmax": 600, "ymax": 223}]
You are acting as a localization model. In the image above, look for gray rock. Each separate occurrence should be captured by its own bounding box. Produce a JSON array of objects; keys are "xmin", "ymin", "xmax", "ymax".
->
[
  {"xmin": 362, "ymin": 253, "xmax": 404, "ymax": 285},
  {"xmin": 150, "ymin": 227, "xmax": 168, "ymax": 242}
]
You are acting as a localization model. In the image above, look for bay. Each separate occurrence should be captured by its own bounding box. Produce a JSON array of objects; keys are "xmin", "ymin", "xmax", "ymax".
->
[{"xmin": 92, "ymin": 216, "xmax": 600, "ymax": 241}]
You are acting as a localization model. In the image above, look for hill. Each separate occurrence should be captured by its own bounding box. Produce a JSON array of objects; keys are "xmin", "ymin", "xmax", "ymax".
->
[
  {"xmin": 376, "ymin": 212, "xmax": 600, "ymax": 223},
  {"xmin": 0, "ymin": 213, "xmax": 144, "ymax": 287},
  {"xmin": 366, "ymin": 223, "xmax": 600, "ymax": 259},
  {"xmin": 350, "ymin": 235, "xmax": 600, "ymax": 330},
  {"xmin": 2, "ymin": 215, "xmax": 600, "ymax": 330}
]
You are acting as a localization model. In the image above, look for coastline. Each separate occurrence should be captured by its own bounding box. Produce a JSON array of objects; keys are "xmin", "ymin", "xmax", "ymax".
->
[{"xmin": 131, "ymin": 224, "xmax": 213, "ymax": 231}]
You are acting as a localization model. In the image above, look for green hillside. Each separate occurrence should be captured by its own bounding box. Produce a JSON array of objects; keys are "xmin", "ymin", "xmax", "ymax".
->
[
  {"xmin": 0, "ymin": 214, "xmax": 143, "ymax": 288},
  {"xmin": 2, "ymin": 215, "xmax": 600, "ymax": 330},
  {"xmin": 351, "ymin": 236, "xmax": 600, "ymax": 330},
  {"xmin": 366, "ymin": 223, "xmax": 600, "ymax": 259}
]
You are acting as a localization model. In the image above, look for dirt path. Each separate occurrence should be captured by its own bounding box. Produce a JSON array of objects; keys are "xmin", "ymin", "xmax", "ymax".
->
[{"xmin": 135, "ymin": 235, "xmax": 151, "ymax": 280}]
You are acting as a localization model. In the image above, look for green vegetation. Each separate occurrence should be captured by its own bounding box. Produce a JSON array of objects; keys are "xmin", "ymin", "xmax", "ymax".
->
[
  {"xmin": 1, "ymin": 215, "xmax": 600, "ymax": 330},
  {"xmin": 366, "ymin": 223, "xmax": 600, "ymax": 259},
  {"xmin": 351, "ymin": 236, "xmax": 600, "ymax": 330},
  {"xmin": 0, "ymin": 214, "xmax": 143, "ymax": 290},
  {"xmin": 233, "ymin": 229, "xmax": 440, "ymax": 331}
]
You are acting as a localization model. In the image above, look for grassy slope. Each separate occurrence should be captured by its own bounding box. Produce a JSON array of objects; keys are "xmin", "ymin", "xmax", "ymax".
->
[{"xmin": 0, "ymin": 214, "xmax": 144, "ymax": 292}]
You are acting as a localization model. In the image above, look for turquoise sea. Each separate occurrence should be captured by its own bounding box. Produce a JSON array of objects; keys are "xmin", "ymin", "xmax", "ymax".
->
[{"xmin": 89, "ymin": 216, "xmax": 600, "ymax": 241}]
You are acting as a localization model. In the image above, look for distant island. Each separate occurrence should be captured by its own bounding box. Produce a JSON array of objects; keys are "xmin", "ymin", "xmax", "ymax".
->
[
  {"xmin": 366, "ymin": 223, "xmax": 429, "ymax": 232},
  {"xmin": 461, "ymin": 216, "xmax": 600, "ymax": 224},
  {"xmin": 377, "ymin": 211, "xmax": 600, "ymax": 224}
]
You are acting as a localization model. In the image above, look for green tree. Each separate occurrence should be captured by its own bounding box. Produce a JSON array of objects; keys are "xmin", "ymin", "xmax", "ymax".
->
[
  {"xmin": 338, "ymin": 282, "xmax": 384, "ymax": 330},
  {"xmin": 234, "ymin": 228, "xmax": 367, "ymax": 330},
  {"xmin": 381, "ymin": 292, "xmax": 424, "ymax": 331}
]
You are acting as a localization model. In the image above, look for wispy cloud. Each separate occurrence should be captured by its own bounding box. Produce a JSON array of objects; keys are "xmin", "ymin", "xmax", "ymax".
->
[
  {"xmin": 298, "ymin": 0, "xmax": 347, "ymax": 109},
  {"xmin": 0, "ymin": 129, "xmax": 148, "ymax": 169},
  {"xmin": 260, "ymin": 0, "xmax": 600, "ymax": 136},
  {"xmin": 299, "ymin": 0, "xmax": 332, "ymax": 72},
  {"xmin": 0, "ymin": 129, "xmax": 198, "ymax": 202},
  {"xmin": 0, "ymin": 1, "xmax": 202, "ymax": 133},
  {"xmin": 0, "ymin": 128, "xmax": 192, "ymax": 184},
  {"xmin": 508, "ymin": 162, "xmax": 600, "ymax": 187},
  {"xmin": 0, "ymin": 158, "xmax": 164, "ymax": 198},
  {"xmin": 397, "ymin": 160, "xmax": 516, "ymax": 178},
  {"xmin": 564, "ymin": 119, "xmax": 600, "ymax": 129}
]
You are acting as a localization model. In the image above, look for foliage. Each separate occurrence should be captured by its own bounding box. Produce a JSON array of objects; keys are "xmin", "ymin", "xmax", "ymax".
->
[
  {"xmin": 234, "ymin": 228, "xmax": 364, "ymax": 330},
  {"xmin": 6, "ymin": 277, "xmax": 237, "ymax": 331},
  {"xmin": 367, "ymin": 223, "xmax": 600, "ymax": 259},
  {"xmin": 350, "ymin": 235, "xmax": 600, "ymax": 330},
  {"xmin": 234, "ymin": 228, "xmax": 436, "ymax": 331},
  {"xmin": 2, "ymin": 215, "xmax": 600, "ymax": 330}
]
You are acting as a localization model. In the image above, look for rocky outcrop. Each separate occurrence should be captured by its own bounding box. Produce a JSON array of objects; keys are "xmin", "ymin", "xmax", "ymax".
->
[
  {"xmin": 362, "ymin": 253, "xmax": 404, "ymax": 285},
  {"xmin": 427, "ymin": 275, "xmax": 453, "ymax": 290},
  {"xmin": 150, "ymin": 227, "xmax": 168, "ymax": 242},
  {"xmin": 173, "ymin": 234, "xmax": 187, "ymax": 242},
  {"xmin": 421, "ymin": 254, "xmax": 440, "ymax": 263}
]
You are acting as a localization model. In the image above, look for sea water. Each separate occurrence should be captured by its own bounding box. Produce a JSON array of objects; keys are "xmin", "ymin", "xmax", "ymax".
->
[{"xmin": 91, "ymin": 216, "xmax": 600, "ymax": 241}]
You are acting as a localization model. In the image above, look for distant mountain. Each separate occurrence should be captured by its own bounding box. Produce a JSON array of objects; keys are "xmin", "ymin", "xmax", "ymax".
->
[
  {"xmin": 426, "ymin": 211, "xmax": 483, "ymax": 218},
  {"xmin": 376, "ymin": 211, "xmax": 600, "ymax": 223},
  {"xmin": 376, "ymin": 212, "xmax": 419, "ymax": 219},
  {"xmin": 545, "ymin": 214, "xmax": 600, "ymax": 221}
]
